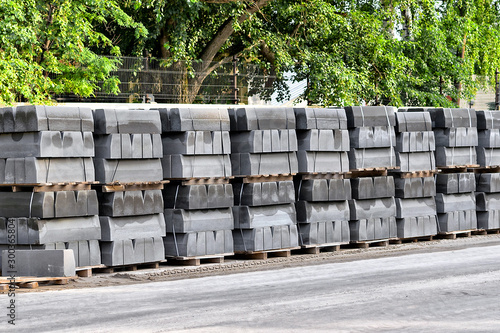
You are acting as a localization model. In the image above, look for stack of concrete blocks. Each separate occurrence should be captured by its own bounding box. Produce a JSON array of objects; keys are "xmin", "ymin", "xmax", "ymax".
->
[
  {"xmin": 344, "ymin": 106, "xmax": 398, "ymax": 242},
  {"xmin": 427, "ymin": 108, "xmax": 478, "ymax": 233},
  {"xmin": 160, "ymin": 108, "xmax": 234, "ymax": 258},
  {"xmin": 475, "ymin": 111, "xmax": 500, "ymax": 230},
  {"xmin": 393, "ymin": 111, "xmax": 438, "ymax": 238},
  {"xmin": 229, "ymin": 107, "xmax": 299, "ymax": 252},
  {"xmin": 293, "ymin": 108, "xmax": 351, "ymax": 246},
  {"xmin": 93, "ymin": 108, "xmax": 165, "ymax": 266},
  {"xmin": 0, "ymin": 105, "xmax": 101, "ymax": 274},
  {"xmin": 159, "ymin": 107, "xmax": 231, "ymax": 179},
  {"xmin": 343, "ymin": 106, "xmax": 397, "ymax": 170},
  {"xmin": 348, "ymin": 176, "xmax": 398, "ymax": 242}
]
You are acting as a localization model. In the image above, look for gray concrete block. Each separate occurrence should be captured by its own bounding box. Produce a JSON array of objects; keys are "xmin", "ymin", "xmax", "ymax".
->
[
  {"xmin": 476, "ymin": 173, "xmax": 500, "ymax": 193},
  {"xmin": 436, "ymin": 173, "xmax": 475, "ymax": 194},
  {"xmin": 395, "ymin": 112, "xmax": 432, "ymax": 132},
  {"xmin": 233, "ymin": 181, "xmax": 294, "ymax": 206},
  {"xmin": 163, "ymin": 154, "xmax": 231, "ymax": 178},
  {"xmin": 350, "ymin": 126, "xmax": 396, "ymax": 148},
  {"xmin": 297, "ymin": 129, "xmax": 349, "ymax": 152},
  {"xmin": 228, "ymin": 107, "xmax": 295, "ymax": 131},
  {"xmin": 351, "ymin": 176, "xmax": 394, "ymax": 200},
  {"xmin": 477, "ymin": 210, "xmax": 500, "ymax": 230},
  {"xmin": 477, "ymin": 129, "xmax": 500, "ymax": 148},
  {"xmin": 95, "ymin": 134, "xmax": 162, "ymax": 159},
  {"xmin": 426, "ymin": 108, "xmax": 477, "ymax": 128},
  {"xmin": 294, "ymin": 108, "xmax": 347, "ymax": 130},
  {"xmin": 232, "ymin": 152, "xmax": 298, "ymax": 176},
  {"xmin": 5, "ymin": 216, "xmax": 101, "ymax": 245},
  {"xmin": 476, "ymin": 192, "xmax": 500, "ymax": 211},
  {"xmin": 164, "ymin": 208, "xmax": 234, "ymax": 233},
  {"xmin": 435, "ymin": 146, "xmax": 477, "ymax": 167},
  {"xmin": 2, "ymin": 249, "xmax": 75, "ymax": 277},
  {"xmin": 349, "ymin": 197, "xmax": 397, "ymax": 220},
  {"xmin": 297, "ymin": 151, "xmax": 349, "ymax": 173},
  {"xmin": 434, "ymin": 128, "xmax": 478, "ymax": 147},
  {"xmin": 435, "ymin": 193, "xmax": 476, "ymax": 213},
  {"xmin": 437, "ymin": 209, "xmax": 476, "ymax": 232},
  {"xmin": 0, "ymin": 157, "xmax": 95, "ymax": 184},
  {"xmin": 99, "ymin": 190, "xmax": 163, "ymax": 216},
  {"xmin": 295, "ymin": 201, "xmax": 349, "ymax": 223},
  {"xmin": 396, "ymin": 131, "xmax": 435, "ymax": 152},
  {"xmin": 394, "ymin": 177, "xmax": 436, "ymax": 198},
  {"xmin": 344, "ymin": 106, "xmax": 396, "ymax": 128},
  {"xmin": 93, "ymin": 108, "xmax": 161, "ymax": 134},
  {"xmin": 161, "ymin": 107, "xmax": 230, "ymax": 132},
  {"xmin": 233, "ymin": 228, "xmax": 264, "ymax": 252},
  {"xmin": 350, "ymin": 218, "xmax": 394, "ymax": 241},
  {"xmin": 162, "ymin": 131, "xmax": 230, "ymax": 155},
  {"xmin": 164, "ymin": 184, "xmax": 233, "ymax": 210},
  {"xmin": 0, "ymin": 131, "xmax": 94, "ymax": 158},
  {"xmin": 349, "ymin": 147, "xmax": 397, "ymax": 169},
  {"xmin": 477, "ymin": 110, "xmax": 500, "ymax": 130},
  {"xmin": 94, "ymin": 158, "xmax": 162, "ymax": 183},
  {"xmin": 99, "ymin": 214, "xmax": 165, "ymax": 241},
  {"xmin": 296, "ymin": 179, "xmax": 328, "ymax": 202},
  {"xmin": 233, "ymin": 204, "xmax": 296, "ymax": 229},
  {"xmin": 396, "ymin": 151, "xmax": 436, "ymax": 172},
  {"xmin": 395, "ymin": 197, "xmax": 437, "ymax": 218},
  {"xmin": 0, "ymin": 105, "xmax": 93, "ymax": 133},
  {"xmin": 477, "ymin": 147, "xmax": 500, "ymax": 167}
]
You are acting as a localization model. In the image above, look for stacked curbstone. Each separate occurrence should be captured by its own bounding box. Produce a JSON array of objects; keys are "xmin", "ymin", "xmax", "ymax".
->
[
  {"xmin": 475, "ymin": 111, "xmax": 500, "ymax": 230},
  {"xmin": 0, "ymin": 105, "xmax": 100, "ymax": 272},
  {"xmin": 293, "ymin": 108, "xmax": 351, "ymax": 247},
  {"xmin": 229, "ymin": 107, "xmax": 299, "ymax": 253},
  {"xmin": 345, "ymin": 106, "xmax": 398, "ymax": 243},
  {"xmin": 428, "ymin": 108, "xmax": 478, "ymax": 233},
  {"xmin": 93, "ymin": 108, "xmax": 165, "ymax": 266},
  {"xmin": 393, "ymin": 111, "xmax": 438, "ymax": 238},
  {"xmin": 160, "ymin": 107, "xmax": 234, "ymax": 258}
]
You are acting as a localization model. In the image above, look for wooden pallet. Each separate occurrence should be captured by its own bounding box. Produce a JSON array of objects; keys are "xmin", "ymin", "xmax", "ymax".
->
[
  {"xmin": 468, "ymin": 166, "xmax": 500, "ymax": 174},
  {"xmin": 93, "ymin": 261, "xmax": 165, "ymax": 274},
  {"xmin": 234, "ymin": 174, "xmax": 295, "ymax": 184},
  {"xmin": 348, "ymin": 167, "xmax": 399, "ymax": 178},
  {"xmin": 295, "ymin": 172, "xmax": 348, "ymax": 180},
  {"xmin": 75, "ymin": 265, "xmax": 107, "ymax": 278},
  {"xmin": 348, "ymin": 239, "xmax": 390, "ymax": 249},
  {"xmin": 0, "ymin": 181, "xmax": 98, "ymax": 193},
  {"xmin": 297, "ymin": 242, "xmax": 348, "ymax": 254},
  {"xmin": 438, "ymin": 165, "xmax": 480, "ymax": 174},
  {"xmin": 389, "ymin": 235, "xmax": 434, "ymax": 244},
  {"xmin": 165, "ymin": 253, "xmax": 233, "ymax": 266},
  {"xmin": 435, "ymin": 229, "xmax": 476, "ymax": 239},
  {"xmin": 234, "ymin": 247, "xmax": 300, "ymax": 260},
  {"xmin": 167, "ymin": 177, "xmax": 233, "ymax": 185},
  {"xmin": 389, "ymin": 170, "xmax": 437, "ymax": 179},
  {"xmin": 472, "ymin": 228, "xmax": 500, "ymax": 235},
  {"xmin": 0, "ymin": 276, "xmax": 76, "ymax": 290},
  {"xmin": 96, "ymin": 180, "xmax": 169, "ymax": 192}
]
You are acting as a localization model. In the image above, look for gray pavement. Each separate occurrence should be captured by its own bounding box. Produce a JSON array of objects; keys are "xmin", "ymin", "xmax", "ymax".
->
[{"xmin": 4, "ymin": 243, "xmax": 500, "ymax": 332}]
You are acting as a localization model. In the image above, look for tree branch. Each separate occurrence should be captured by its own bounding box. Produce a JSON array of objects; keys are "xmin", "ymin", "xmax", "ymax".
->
[{"xmin": 199, "ymin": 0, "xmax": 272, "ymax": 68}]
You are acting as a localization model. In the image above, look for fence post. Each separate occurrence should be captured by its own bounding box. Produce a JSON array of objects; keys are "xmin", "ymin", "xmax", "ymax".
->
[
  {"xmin": 233, "ymin": 55, "xmax": 239, "ymax": 105},
  {"xmin": 496, "ymin": 68, "xmax": 499, "ymax": 110}
]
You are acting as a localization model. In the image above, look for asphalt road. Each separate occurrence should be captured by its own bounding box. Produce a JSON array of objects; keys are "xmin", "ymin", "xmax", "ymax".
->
[{"xmin": 4, "ymin": 243, "xmax": 500, "ymax": 333}]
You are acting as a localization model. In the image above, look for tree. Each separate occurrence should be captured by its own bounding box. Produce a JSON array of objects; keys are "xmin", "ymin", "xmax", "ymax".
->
[{"xmin": 0, "ymin": 0, "xmax": 146, "ymax": 105}]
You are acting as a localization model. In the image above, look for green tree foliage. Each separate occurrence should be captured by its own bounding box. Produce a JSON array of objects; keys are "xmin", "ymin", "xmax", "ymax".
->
[
  {"xmin": 0, "ymin": 0, "xmax": 146, "ymax": 105},
  {"xmin": 112, "ymin": 0, "xmax": 500, "ymax": 106}
]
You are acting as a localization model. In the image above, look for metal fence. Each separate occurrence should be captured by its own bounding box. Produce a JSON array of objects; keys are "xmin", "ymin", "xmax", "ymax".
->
[{"xmin": 54, "ymin": 57, "xmax": 277, "ymax": 105}]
